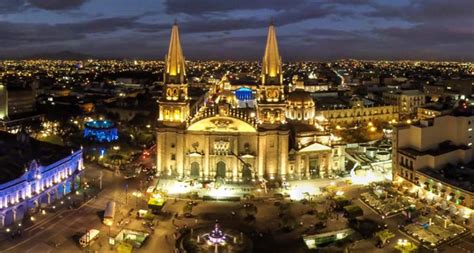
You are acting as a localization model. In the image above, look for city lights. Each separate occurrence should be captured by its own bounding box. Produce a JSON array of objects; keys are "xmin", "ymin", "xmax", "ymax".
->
[{"xmin": 0, "ymin": 2, "xmax": 470, "ymax": 252}]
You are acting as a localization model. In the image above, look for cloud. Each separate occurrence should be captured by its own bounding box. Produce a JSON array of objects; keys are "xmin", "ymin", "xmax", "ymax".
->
[
  {"xmin": 164, "ymin": 0, "xmax": 307, "ymax": 15},
  {"xmin": 0, "ymin": 16, "xmax": 142, "ymax": 47},
  {"xmin": 367, "ymin": 0, "xmax": 474, "ymax": 23},
  {"xmin": 0, "ymin": 0, "xmax": 88, "ymax": 14},
  {"xmin": 27, "ymin": 0, "xmax": 89, "ymax": 10},
  {"xmin": 375, "ymin": 24, "xmax": 474, "ymax": 45},
  {"xmin": 0, "ymin": 0, "xmax": 472, "ymax": 61},
  {"xmin": 0, "ymin": 0, "xmax": 28, "ymax": 14},
  {"xmin": 136, "ymin": 2, "xmax": 336, "ymax": 35}
]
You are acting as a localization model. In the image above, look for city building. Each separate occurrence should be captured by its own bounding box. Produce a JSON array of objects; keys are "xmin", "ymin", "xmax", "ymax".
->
[
  {"xmin": 317, "ymin": 97, "xmax": 398, "ymax": 126},
  {"xmin": 156, "ymin": 23, "xmax": 344, "ymax": 181},
  {"xmin": 286, "ymin": 87, "xmax": 316, "ymax": 125},
  {"xmin": 0, "ymin": 130, "xmax": 84, "ymax": 227},
  {"xmin": 444, "ymin": 78, "xmax": 474, "ymax": 98},
  {"xmin": 393, "ymin": 113, "xmax": 474, "ymax": 214},
  {"xmin": 383, "ymin": 89, "xmax": 426, "ymax": 118},
  {"xmin": 290, "ymin": 77, "xmax": 329, "ymax": 93},
  {"xmin": 416, "ymin": 103, "xmax": 452, "ymax": 120},
  {"xmin": 0, "ymin": 83, "xmax": 42, "ymax": 131}
]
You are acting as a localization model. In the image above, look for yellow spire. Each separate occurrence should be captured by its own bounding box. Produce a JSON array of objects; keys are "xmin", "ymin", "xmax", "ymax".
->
[
  {"xmin": 261, "ymin": 23, "xmax": 282, "ymax": 85},
  {"xmin": 164, "ymin": 23, "xmax": 186, "ymax": 84}
]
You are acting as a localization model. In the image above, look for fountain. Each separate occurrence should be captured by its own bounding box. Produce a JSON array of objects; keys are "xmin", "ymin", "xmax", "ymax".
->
[
  {"xmin": 206, "ymin": 222, "xmax": 226, "ymax": 245},
  {"xmin": 178, "ymin": 220, "xmax": 252, "ymax": 253}
]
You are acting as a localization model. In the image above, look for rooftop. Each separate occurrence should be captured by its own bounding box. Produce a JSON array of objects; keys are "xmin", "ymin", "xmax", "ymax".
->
[
  {"xmin": 227, "ymin": 75, "xmax": 258, "ymax": 86},
  {"xmin": 399, "ymin": 142, "xmax": 470, "ymax": 157},
  {"xmin": 385, "ymin": 89, "xmax": 424, "ymax": 96},
  {"xmin": 420, "ymin": 102, "xmax": 452, "ymax": 111},
  {"xmin": 287, "ymin": 89, "xmax": 313, "ymax": 103},
  {"xmin": 0, "ymin": 131, "xmax": 75, "ymax": 184},
  {"xmin": 418, "ymin": 163, "xmax": 474, "ymax": 193}
]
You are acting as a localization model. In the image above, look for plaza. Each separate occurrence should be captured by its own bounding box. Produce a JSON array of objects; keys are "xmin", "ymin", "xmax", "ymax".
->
[
  {"xmin": 360, "ymin": 185, "xmax": 413, "ymax": 217},
  {"xmin": 401, "ymin": 214, "xmax": 468, "ymax": 248}
]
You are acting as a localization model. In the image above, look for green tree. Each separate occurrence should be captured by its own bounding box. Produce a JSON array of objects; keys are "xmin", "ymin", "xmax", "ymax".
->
[
  {"xmin": 375, "ymin": 229, "xmax": 395, "ymax": 245},
  {"xmin": 280, "ymin": 214, "xmax": 297, "ymax": 231},
  {"xmin": 117, "ymin": 241, "xmax": 133, "ymax": 253},
  {"xmin": 394, "ymin": 241, "xmax": 418, "ymax": 253},
  {"xmin": 241, "ymin": 203, "xmax": 258, "ymax": 219},
  {"xmin": 279, "ymin": 203, "xmax": 291, "ymax": 215},
  {"xmin": 183, "ymin": 204, "xmax": 193, "ymax": 216}
]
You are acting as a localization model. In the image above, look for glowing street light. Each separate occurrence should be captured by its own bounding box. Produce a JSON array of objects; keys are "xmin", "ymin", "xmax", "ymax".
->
[{"xmin": 132, "ymin": 191, "xmax": 142, "ymax": 207}]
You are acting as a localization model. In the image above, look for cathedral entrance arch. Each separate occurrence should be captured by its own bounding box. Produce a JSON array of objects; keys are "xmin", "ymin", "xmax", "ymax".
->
[
  {"xmin": 190, "ymin": 162, "xmax": 200, "ymax": 178},
  {"xmin": 4, "ymin": 210, "xmax": 14, "ymax": 226},
  {"xmin": 242, "ymin": 165, "xmax": 252, "ymax": 182},
  {"xmin": 16, "ymin": 204, "xmax": 26, "ymax": 221},
  {"xmin": 216, "ymin": 161, "xmax": 226, "ymax": 179},
  {"xmin": 309, "ymin": 159, "xmax": 319, "ymax": 178}
]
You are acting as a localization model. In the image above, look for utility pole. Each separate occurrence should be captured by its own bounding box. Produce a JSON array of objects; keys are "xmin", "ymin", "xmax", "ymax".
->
[
  {"xmin": 99, "ymin": 171, "xmax": 103, "ymax": 190},
  {"xmin": 125, "ymin": 183, "xmax": 128, "ymax": 205}
]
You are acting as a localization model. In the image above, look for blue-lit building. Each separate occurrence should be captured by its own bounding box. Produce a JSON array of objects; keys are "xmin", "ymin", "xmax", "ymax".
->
[
  {"xmin": 0, "ymin": 131, "xmax": 83, "ymax": 227},
  {"xmin": 234, "ymin": 87, "xmax": 254, "ymax": 101},
  {"xmin": 83, "ymin": 120, "xmax": 118, "ymax": 142}
]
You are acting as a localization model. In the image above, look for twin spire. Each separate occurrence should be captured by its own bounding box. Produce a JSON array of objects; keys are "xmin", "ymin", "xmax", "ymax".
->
[
  {"xmin": 164, "ymin": 22, "xmax": 186, "ymax": 84},
  {"xmin": 261, "ymin": 23, "xmax": 283, "ymax": 85},
  {"xmin": 164, "ymin": 22, "xmax": 282, "ymax": 86}
]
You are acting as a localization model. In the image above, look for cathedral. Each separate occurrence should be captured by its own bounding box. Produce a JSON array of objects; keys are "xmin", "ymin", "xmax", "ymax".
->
[{"xmin": 156, "ymin": 23, "xmax": 345, "ymax": 182}]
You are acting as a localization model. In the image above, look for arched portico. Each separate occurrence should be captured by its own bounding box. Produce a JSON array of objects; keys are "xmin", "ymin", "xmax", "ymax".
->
[
  {"xmin": 187, "ymin": 116, "xmax": 257, "ymax": 133},
  {"xmin": 216, "ymin": 161, "xmax": 227, "ymax": 179},
  {"xmin": 190, "ymin": 162, "xmax": 200, "ymax": 178}
]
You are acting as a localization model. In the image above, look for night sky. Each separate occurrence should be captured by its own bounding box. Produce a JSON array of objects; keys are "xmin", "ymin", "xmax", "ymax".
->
[{"xmin": 0, "ymin": 0, "xmax": 472, "ymax": 61}]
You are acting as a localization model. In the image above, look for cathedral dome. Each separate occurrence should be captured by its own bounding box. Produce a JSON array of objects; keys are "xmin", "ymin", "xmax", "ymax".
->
[{"xmin": 287, "ymin": 89, "xmax": 314, "ymax": 105}]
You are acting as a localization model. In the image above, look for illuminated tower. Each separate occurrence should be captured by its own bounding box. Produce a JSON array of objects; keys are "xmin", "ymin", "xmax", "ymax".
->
[
  {"xmin": 158, "ymin": 22, "xmax": 189, "ymax": 125},
  {"xmin": 257, "ymin": 23, "xmax": 286, "ymax": 127},
  {"xmin": 0, "ymin": 84, "xmax": 7, "ymax": 120}
]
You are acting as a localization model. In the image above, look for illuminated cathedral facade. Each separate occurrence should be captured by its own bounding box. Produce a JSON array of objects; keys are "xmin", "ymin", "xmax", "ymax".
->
[{"xmin": 156, "ymin": 23, "xmax": 345, "ymax": 182}]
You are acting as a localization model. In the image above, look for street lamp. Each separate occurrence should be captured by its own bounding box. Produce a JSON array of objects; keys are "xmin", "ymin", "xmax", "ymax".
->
[{"xmin": 132, "ymin": 191, "xmax": 142, "ymax": 208}]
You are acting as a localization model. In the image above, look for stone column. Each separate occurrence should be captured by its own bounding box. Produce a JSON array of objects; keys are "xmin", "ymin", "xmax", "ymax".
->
[
  {"xmin": 279, "ymin": 133, "xmax": 288, "ymax": 180},
  {"xmin": 318, "ymin": 155, "xmax": 325, "ymax": 178},
  {"xmin": 257, "ymin": 135, "xmax": 266, "ymax": 180},
  {"xmin": 233, "ymin": 139, "xmax": 238, "ymax": 182},
  {"xmin": 184, "ymin": 157, "xmax": 189, "ymax": 178},
  {"xmin": 0, "ymin": 214, "xmax": 4, "ymax": 227},
  {"xmin": 156, "ymin": 132, "xmax": 163, "ymax": 176},
  {"xmin": 305, "ymin": 155, "xmax": 310, "ymax": 179},
  {"xmin": 233, "ymin": 159, "xmax": 239, "ymax": 182},
  {"xmin": 199, "ymin": 157, "xmax": 204, "ymax": 179},
  {"xmin": 12, "ymin": 209, "xmax": 17, "ymax": 223},
  {"xmin": 55, "ymin": 187, "xmax": 60, "ymax": 198},
  {"xmin": 176, "ymin": 132, "xmax": 184, "ymax": 179},
  {"xmin": 295, "ymin": 154, "xmax": 302, "ymax": 179},
  {"xmin": 204, "ymin": 135, "xmax": 210, "ymax": 180},
  {"xmin": 327, "ymin": 153, "xmax": 334, "ymax": 176}
]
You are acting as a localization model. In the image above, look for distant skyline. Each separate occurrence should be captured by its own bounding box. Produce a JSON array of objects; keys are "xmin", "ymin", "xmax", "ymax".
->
[{"xmin": 0, "ymin": 0, "xmax": 473, "ymax": 61}]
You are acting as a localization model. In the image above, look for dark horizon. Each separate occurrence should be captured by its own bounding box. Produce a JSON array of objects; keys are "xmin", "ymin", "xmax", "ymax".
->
[{"xmin": 0, "ymin": 0, "xmax": 473, "ymax": 61}]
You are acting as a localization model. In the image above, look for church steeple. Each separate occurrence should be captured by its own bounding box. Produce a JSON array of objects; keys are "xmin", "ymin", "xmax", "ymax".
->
[
  {"xmin": 261, "ymin": 23, "xmax": 282, "ymax": 85},
  {"xmin": 159, "ymin": 23, "xmax": 189, "ymax": 124},
  {"xmin": 164, "ymin": 22, "xmax": 186, "ymax": 84},
  {"xmin": 256, "ymin": 23, "xmax": 286, "ymax": 127}
]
